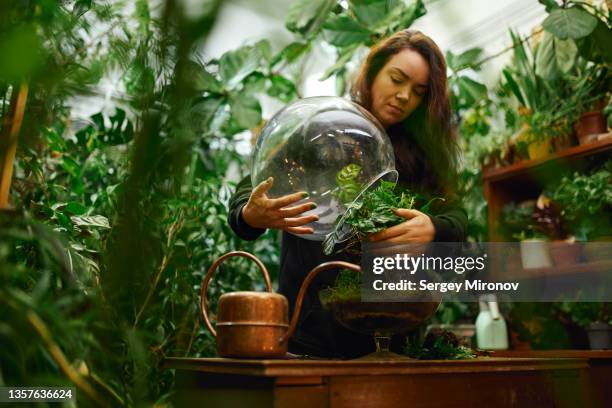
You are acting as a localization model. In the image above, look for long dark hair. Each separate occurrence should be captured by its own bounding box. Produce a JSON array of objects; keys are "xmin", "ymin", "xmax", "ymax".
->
[{"xmin": 351, "ymin": 30, "xmax": 459, "ymax": 198}]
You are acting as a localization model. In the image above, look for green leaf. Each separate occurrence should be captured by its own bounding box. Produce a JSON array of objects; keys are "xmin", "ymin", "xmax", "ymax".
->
[
  {"xmin": 321, "ymin": 44, "xmax": 360, "ymax": 80},
  {"xmin": 243, "ymin": 72, "xmax": 267, "ymax": 94},
  {"xmin": 71, "ymin": 215, "xmax": 111, "ymax": 229},
  {"xmin": 255, "ymin": 39, "xmax": 272, "ymax": 62},
  {"xmin": 446, "ymin": 50, "xmax": 456, "ymax": 72},
  {"xmin": 535, "ymin": 32, "xmax": 577, "ymax": 79},
  {"xmin": 553, "ymin": 36, "xmax": 577, "ymax": 73},
  {"xmin": 0, "ymin": 24, "xmax": 44, "ymax": 82},
  {"xmin": 542, "ymin": 7, "xmax": 597, "ymax": 40},
  {"xmin": 230, "ymin": 93, "xmax": 262, "ymax": 129},
  {"xmin": 457, "ymin": 76, "xmax": 487, "ymax": 105},
  {"xmin": 453, "ymin": 48, "xmax": 484, "ymax": 70},
  {"xmin": 350, "ymin": 0, "xmax": 400, "ymax": 28},
  {"xmin": 61, "ymin": 156, "xmax": 81, "ymax": 177},
  {"xmin": 286, "ymin": 0, "xmax": 336, "ymax": 36},
  {"xmin": 43, "ymin": 127, "xmax": 67, "ymax": 152},
  {"xmin": 322, "ymin": 15, "xmax": 372, "ymax": 48},
  {"xmin": 188, "ymin": 61, "xmax": 223, "ymax": 93},
  {"xmin": 502, "ymin": 69, "xmax": 526, "ymax": 107},
  {"xmin": 267, "ymin": 75, "xmax": 297, "ymax": 103},
  {"xmin": 398, "ymin": 0, "xmax": 427, "ymax": 28},
  {"xmin": 373, "ymin": 0, "xmax": 426, "ymax": 34},
  {"xmin": 535, "ymin": 35, "xmax": 558, "ymax": 79},
  {"xmin": 64, "ymin": 202, "xmax": 88, "ymax": 215},
  {"xmin": 124, "ymin": 64, "xmax": 155, "ymax": 95},
  {"xmin": 191, "ymin": 97, "xmax": 226, "ymax": 133},
  {"xmin": 219, "ymin": 43, "xmax": 268, "ymax": 89},
  {"xmin": 538, "ymin": 0, "xmax": 559, "ymax": 12},
  {"xmin": 576, "ymin": 20, "xmax": 612, "ymax": 63},
  {"xmin": 271, "ymin": 42, "xmax": 310, "ymax": 67}
]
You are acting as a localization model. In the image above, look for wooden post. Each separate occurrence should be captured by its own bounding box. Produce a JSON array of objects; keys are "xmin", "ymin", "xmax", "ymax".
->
[{"xmin": 0, "ymin": 83, "xmax": 29, "ymax": 209}]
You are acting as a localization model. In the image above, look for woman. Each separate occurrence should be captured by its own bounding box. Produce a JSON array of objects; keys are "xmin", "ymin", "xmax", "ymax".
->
[{"xmin": 228, "ymin": 30, "xmax": 467, "ymax": 358}]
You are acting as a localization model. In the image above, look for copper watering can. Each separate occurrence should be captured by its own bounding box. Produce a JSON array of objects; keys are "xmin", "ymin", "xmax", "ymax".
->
[{"xmin": 201, "ymin": 250, "xmax": 360, "ymax": 358}]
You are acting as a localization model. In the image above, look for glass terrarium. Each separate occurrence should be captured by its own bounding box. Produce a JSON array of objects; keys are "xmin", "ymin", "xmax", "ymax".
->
[{"xmin": 251, "ymin": 96, "xmax": 398, "ymax": 242}]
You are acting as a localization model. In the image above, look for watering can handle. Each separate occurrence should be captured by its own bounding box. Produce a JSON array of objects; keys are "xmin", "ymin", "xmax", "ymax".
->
[
  {"xmin": 280, "ymin": 260, "xmax": 361, "ymax": 344},
  {"xmin": 200, "ymin": 251, "xmax": 272, "ymax": 337}
]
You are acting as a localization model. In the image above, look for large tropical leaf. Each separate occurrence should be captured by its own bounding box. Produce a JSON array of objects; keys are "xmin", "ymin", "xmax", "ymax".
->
[
  {"xmin": 542, "ymin": 7, "xmax": 597, "ymax": 40},
  {"xmin": 576, "ymin": 20, "xmax": 612, "ymax": 63},
  {"xmin": 535, "ymin": 32, "xmax": 577, "ymax": 79}
]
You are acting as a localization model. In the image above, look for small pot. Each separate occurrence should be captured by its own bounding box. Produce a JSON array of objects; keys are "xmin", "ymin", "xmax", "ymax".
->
[
  {"xmin": 520, "ymin": 239, "xmax": 552, "ymax": 269},
  {"xmin": 586, "ymin": 322, "xmax": 612, "ymax": 350},
  {"xmin": 575, "ymin": 111, "xmax": 606, "ymax": 145},
  {"xmin": 549, "ymin": 241, "xmax": 582, "ymax": 266},
  {"xmin": 527, "ymin": 138, "xmax": 552, "ymax": 160}
]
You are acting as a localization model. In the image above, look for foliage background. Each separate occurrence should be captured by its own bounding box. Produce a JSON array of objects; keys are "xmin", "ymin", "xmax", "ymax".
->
[{"xmin": 0, "ymin": 0, "xmax": 610, "ymax": 405}]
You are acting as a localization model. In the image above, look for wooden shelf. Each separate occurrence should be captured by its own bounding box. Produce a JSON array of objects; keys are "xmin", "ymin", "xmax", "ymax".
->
[
  {"xmin": 483, "ymin": 137, "xmax": 612, "ymax": 183},
  {"xmin": 517, "ymin": 260, "xmax": 612, "ymax": 279},
  {"xmin": 483, "ymin": 136, "xmax": 612, "ymax": 241}
]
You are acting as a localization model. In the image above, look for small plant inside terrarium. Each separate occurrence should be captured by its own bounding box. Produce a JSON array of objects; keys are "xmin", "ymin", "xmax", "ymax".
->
[{"xmin": 320, "ymin": 268, "xmax": 441, "ymax": 360}]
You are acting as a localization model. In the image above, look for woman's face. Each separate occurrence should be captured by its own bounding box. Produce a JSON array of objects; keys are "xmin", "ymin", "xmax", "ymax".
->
[{"xmin": 370, "ymin": 48, "xmax": 430, "ymax": 128}]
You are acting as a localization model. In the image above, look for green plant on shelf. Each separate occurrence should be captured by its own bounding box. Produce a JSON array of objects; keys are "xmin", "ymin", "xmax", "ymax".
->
[
  {"xmin": 500, "ymin": 195, "xmax": 568, "ymax": 241},
  {"xmin": 561, "ymin": 302, "xmax": 612, "ymax": 327},
  {"xmin": 548, "ymin": 161, "xmax": 612, "ymax": 239}
]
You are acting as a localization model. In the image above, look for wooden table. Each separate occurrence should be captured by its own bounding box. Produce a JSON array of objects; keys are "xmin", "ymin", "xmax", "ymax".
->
[{"xmin": 163, "ymin": 353, "xmax": 609, "ymax": 407}]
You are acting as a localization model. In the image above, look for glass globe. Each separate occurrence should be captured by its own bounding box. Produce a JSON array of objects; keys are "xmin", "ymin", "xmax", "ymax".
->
[{"xmin": 251, "ymin": 96, "xmax": 398, "ymax": 242}]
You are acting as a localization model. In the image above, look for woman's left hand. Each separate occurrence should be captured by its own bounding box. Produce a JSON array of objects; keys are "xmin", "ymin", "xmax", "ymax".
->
[{"xmin": 368, "ymin": 209, "xmax": 435, "ymax": 244}]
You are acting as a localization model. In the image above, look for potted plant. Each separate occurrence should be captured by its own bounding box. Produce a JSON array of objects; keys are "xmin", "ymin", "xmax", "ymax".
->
[
  {"xmin": 514, "ymin": 119, "xmax": 552, "ymax": 161},
  {"xmin": 549, "ymin": 162, "xmax": 612, "ymax": 246},
  {"xmin": 531, "ymin": 194, "xmax": 582, "ymax": 266},
  {"xmin": 500, "ymin": 200, "xmax": 553, "ymax": 269},
  {"xmin": 471, "ymin": 130, "xmax": 512, "ymax": 173},
  {"xmin": 501, "ymin": 31, "xmax": 579, "ymax": 161},
  {"xmin": 561, "ymin": 302, "xmax": 612, "ymax": 349},
  {"xmin": 567, "ymin": 64, "xmax": 609, "ymax": 145}
]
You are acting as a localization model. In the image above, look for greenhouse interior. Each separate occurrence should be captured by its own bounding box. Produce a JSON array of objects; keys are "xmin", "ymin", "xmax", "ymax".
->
[{"xmin": 1, "ymin": 0, "xmax": 611, "ymax": 406}]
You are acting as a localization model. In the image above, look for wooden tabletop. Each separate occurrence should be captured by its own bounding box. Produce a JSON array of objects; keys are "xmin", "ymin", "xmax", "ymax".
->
[
  {"xmin": 167, "ymin": 353, "xmax": 611, "ymax": 407},
  {"xmin": 163, "ymin": 356, "xmax": 589, "ymax": 378},
  {"xmin": 489, "ymin": 350, "xmax": 612, "ymax": 359}
]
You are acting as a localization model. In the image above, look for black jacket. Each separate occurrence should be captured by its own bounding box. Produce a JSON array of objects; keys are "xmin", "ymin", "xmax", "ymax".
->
[{"xmin": 227, "ymin": 172, "xmax": 467, "ymax": 358}]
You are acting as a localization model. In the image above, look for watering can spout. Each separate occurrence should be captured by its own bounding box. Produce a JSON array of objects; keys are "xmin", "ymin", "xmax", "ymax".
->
[{"xmin": 280, "ymin": 261, "xmax": 361, "ymax": 344}]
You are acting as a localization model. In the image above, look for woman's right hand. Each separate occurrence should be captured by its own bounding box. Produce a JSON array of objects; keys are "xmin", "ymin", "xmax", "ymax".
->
[{"xmin": 241, "ymin": 177, "xmax": 319, "ymax": 234}]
